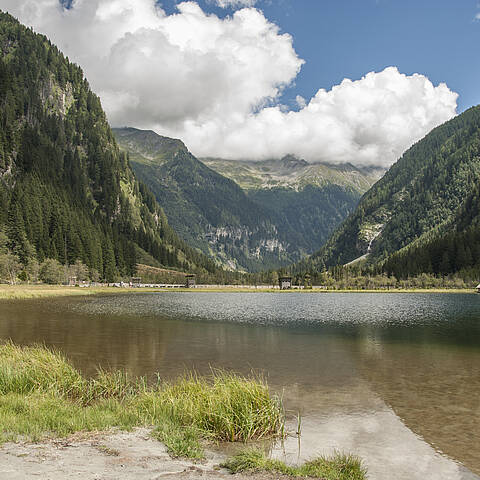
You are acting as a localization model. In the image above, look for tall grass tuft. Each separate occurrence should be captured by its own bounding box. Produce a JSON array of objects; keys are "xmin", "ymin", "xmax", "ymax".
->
[
  {"xmin": 222, "ymin": 447, "xmax": 367, "ymax": 480},
  {"xmin": 142, "ymin": 370, "xmax": 284, "ymax": 442},
  {"xmin": 0, "ymin": 341, "xmax": 85, "ymax": 398}
]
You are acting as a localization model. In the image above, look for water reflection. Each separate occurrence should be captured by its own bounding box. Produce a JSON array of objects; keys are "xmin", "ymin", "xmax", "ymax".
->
[{"xmin": 0, "ymin": 292, "xmax": 479, "ymax": 479}]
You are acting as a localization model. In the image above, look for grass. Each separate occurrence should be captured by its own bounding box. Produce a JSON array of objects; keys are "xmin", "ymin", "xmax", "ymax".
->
[
  {"xmin": 0, "ymin": 342, "xmax": 284, "ymax": 458},
  {"xmin": 222, "ymin": 447, "xmax": 367, "ymax": 480},
  {"xmin": 0, "ymin": 284, "xmax": 474, "ymax": 301},
  {"xmin": 0, "ymin": 343, "xmax": 368, "ymax": 478},
  {"xmin": 0, "ymin": 285, "xmax": 112, "ymax": 300}
]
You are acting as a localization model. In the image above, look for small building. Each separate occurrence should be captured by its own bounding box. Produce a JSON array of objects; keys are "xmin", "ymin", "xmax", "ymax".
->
[
  {"xmin": 279, "ymin": 276, "xmax": 292, "ymax": 290},
  {"xmin": 476, "ymin": 283, "xmax": 480, "ymax": 293},
  {"xmin": 67, "ymin": 276, "xmax": 77, "ymax": 286},
  {"xmin": 131, "ymin": 277, "xmax": 142, "ymax": 287},
  {"xmin": 185, "ymin": 274, "xmax": 196, "ymax": 288}
]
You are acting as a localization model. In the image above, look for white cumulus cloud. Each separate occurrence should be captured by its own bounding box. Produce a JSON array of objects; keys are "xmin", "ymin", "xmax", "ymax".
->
[
  {"xmin": 1, "ymin": 0, "xmax": 458, "ymax": 166},
  {"xmin": 213, "ymin": 0, "xmax": 257, "ymax": 8},
  {"xmin": 174, "ymin": 67, "xmax": 457, "ymax": 166}
]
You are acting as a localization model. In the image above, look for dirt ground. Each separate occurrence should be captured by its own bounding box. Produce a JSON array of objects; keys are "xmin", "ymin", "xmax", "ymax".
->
[{"xmin": 0, "ymin": 428, "xmax": 288, "ymax": 480}]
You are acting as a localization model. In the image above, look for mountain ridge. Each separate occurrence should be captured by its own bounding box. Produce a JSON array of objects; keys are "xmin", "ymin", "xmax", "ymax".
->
[
  {"xmin": 302, "ymin": 104, "xmax": 480, "ymax": 277},
  {"xmin": 114, "ymin": 127, "xmax": 382, "ymax": 272},
  {"xmin": 114, "ymin": 127, "xmax": 291, "ymax": 272},
  {"xmin": 201, "ymin": 156, "xmax": 384, "ymax": 192}
]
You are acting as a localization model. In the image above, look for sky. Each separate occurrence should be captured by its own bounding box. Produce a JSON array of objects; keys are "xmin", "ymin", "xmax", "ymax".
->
[{"xmin": 1, "ymin": 0, "xmax": 479, "ymax": 167}]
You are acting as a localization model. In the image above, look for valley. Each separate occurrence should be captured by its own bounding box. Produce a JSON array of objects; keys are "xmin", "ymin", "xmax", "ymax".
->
[{"xmin": 115, "ymin": 127, "xmax": 383, "ymax": 271}]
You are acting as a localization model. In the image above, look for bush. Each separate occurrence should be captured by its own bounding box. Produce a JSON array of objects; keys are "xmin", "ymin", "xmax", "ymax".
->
[{"xmin": 39, "ymin": 258, "xmax": 64, "ymax": 284}]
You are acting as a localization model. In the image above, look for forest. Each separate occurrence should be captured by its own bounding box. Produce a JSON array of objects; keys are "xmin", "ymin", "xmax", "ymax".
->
[{"xmin": 0, "ymin": 12, "xmax": 217, "ymax": 283}]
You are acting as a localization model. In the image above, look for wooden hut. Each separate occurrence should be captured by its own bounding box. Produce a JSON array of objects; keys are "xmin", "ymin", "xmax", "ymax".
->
[
  {"xmin": 185, "ymin": 274, "xmax": 196, "ymax": 288},
  {"xmin": 131, "ymin": 277, "xmax": 142, "ymax": 287},
  {"xmin": 279, "ymin": 276, "xmax": 292, "ymax": 290}
]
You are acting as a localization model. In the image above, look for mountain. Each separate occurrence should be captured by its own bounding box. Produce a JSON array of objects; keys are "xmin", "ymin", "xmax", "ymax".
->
[
  {"xmin": 203, "ymin": 156, "xmax": 384, "ymax": 260},
  {"xmin": 114, "ymin": 127, "xmax": 289, "ymax": 271},
  {"xmin": 201, "ymin": 156, "xmax": 384, "ymax": 192},
  {"xmin": 306, "ymin": 105, "xmax": 480, "ymax": 277},
  {"xmin": 114, "ymin": 128, "xmax": 382, "ymax": 271},
  {"xmin": 0, "ymin": 12, "xmax": 216, "ymax": 281}
]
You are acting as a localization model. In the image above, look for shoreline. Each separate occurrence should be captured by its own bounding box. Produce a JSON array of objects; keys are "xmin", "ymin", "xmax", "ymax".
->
[
  {"xmin": 0, "ymin": 343, "xmax": 365, "ymax": 480},
  {"xmin": 0, "ymin": 284, "xmax": 475, "ymax": 300}
]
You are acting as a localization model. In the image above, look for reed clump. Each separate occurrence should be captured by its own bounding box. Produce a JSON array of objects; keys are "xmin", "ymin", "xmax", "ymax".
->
[
  {"xmin": 145, "ymin": 370, "xmax": 284, "ymax": 442},
  {"xmin": 0, "ymin": 342, "xmax": 284, "ymax": 458},
  {"xmin": 0, "ymin": 342, "xmax": 85, "ymax": 397},
  {"xmin": 222, "ymin": 447, "xmax": 367, "ymax": 480}
]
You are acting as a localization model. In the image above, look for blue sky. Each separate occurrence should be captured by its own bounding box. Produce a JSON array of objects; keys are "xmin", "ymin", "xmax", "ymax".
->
[{"xmin": 160, "ymin": 0, "xmax": 480, "ymax": 112}]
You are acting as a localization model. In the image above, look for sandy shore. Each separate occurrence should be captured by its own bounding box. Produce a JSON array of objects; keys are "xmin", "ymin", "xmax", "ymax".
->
[{"xmin": 0, "ymin": 428, "xmax": 285, "ymax": 480}]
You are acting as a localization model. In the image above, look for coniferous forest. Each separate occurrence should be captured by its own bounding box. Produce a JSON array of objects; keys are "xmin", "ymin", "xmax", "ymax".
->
[
  {"xmin": 0, "ymin": 12, "xmax": 216, "ymax": 283},
  {"xmin": 295, "ymin": 103, "xmax": 480, "ymax": 284}
]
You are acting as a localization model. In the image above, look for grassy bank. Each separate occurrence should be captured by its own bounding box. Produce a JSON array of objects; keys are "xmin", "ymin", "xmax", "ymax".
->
[
  {"xmin": 0, "ymin": 343, "xmax": 369, "ymax": 479},
  {"xmin": 223, "ymin": 448, "xmax": 367, "ymax": 480},
  {"xmin": 0, "ymin": 285, "xmax": 165, "ymax": 300},
  {"xmin": 0, "ymin": 284, "xmax": 474, "ymax": 300},
  {"xmin": 0, "ymin": 285, "xmax": 106, "ymax": 300},
  {"xmin": 0, "ymin": 342, "xmax": 284, "ymax": 458}
]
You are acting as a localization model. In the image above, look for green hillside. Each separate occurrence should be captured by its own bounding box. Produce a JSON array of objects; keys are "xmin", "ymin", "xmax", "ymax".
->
[
  {"xmin": 305, "ymin": 105, "xmax": 480, "ymax": 277},
  {"xmin": 383, "ymin": 181, "xmax": 480, "ymax": 279},
  {"xmin": 115, "ymin": 129, "xmax": 379, "ymax": 271},
  {"xmin": 114, "ymin": 127, "xmax": 291, "ymax": 271},
  {"xmin": 0, "ymin": 12, "xmax": 216, "ymax": 282}
]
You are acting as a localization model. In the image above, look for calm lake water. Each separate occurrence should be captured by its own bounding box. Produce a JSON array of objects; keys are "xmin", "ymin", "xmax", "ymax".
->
[{"xmin": 1, "ymin": 292, "xmax": 479, "ymax": 480}]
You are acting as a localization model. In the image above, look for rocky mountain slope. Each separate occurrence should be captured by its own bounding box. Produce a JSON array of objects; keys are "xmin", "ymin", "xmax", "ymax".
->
[
  {"xmin": 114, "ymin": 127, "xmax": 290, "ymax": 271},
  {"xmin": 115, "ymin": 128, "xmax": 382, "ymax": 271},
  {"xmin": 202, "ymin": 156, "xmax": 384, "ymax": 192},
  {"xmin": 204, "ymin": 156, "xmax": 384, "ymax": 263}
]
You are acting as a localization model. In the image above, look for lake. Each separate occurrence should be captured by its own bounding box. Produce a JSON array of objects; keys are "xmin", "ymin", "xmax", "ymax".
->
[{"xmin": 1, "ymin": 292, "xmax": 479, "ymax": 480}]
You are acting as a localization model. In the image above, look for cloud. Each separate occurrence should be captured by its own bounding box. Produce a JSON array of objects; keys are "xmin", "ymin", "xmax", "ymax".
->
[
  {"xmin": 174, "ymin": 67, "xmax": 457, "ymax": 166},
  {"xmin": 2, "ymin": 1, "xmax": 458, "ymax": 167},
  {"xmin": 213, "ymin": 0, "xmax": 257, "ymax": 8}
]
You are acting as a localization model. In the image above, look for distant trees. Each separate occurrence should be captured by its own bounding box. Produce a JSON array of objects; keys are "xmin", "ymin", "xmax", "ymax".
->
[
  {"xmin": 39, "ymin": 259, "xmax": 64, "ymax": 285},
  {"xmin": 0, "ymin": 253, "xmax": 21, "ymax": 284}
]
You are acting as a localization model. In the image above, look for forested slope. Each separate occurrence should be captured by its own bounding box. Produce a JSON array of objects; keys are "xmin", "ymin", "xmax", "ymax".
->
[
  {"xmin": 0, "ymin": 12, "xmax": 215, "ymax": 282},
  {"xmin": 114, "ymin": 127, "xmax": 293, "ymax": 271},
  {"xmin": 305, "ymin": 105, "xmax": 480, "ymax": 274},
  {"xmin": 383, "ymin": 181, "xmax": 480, "ymax": 279}
]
